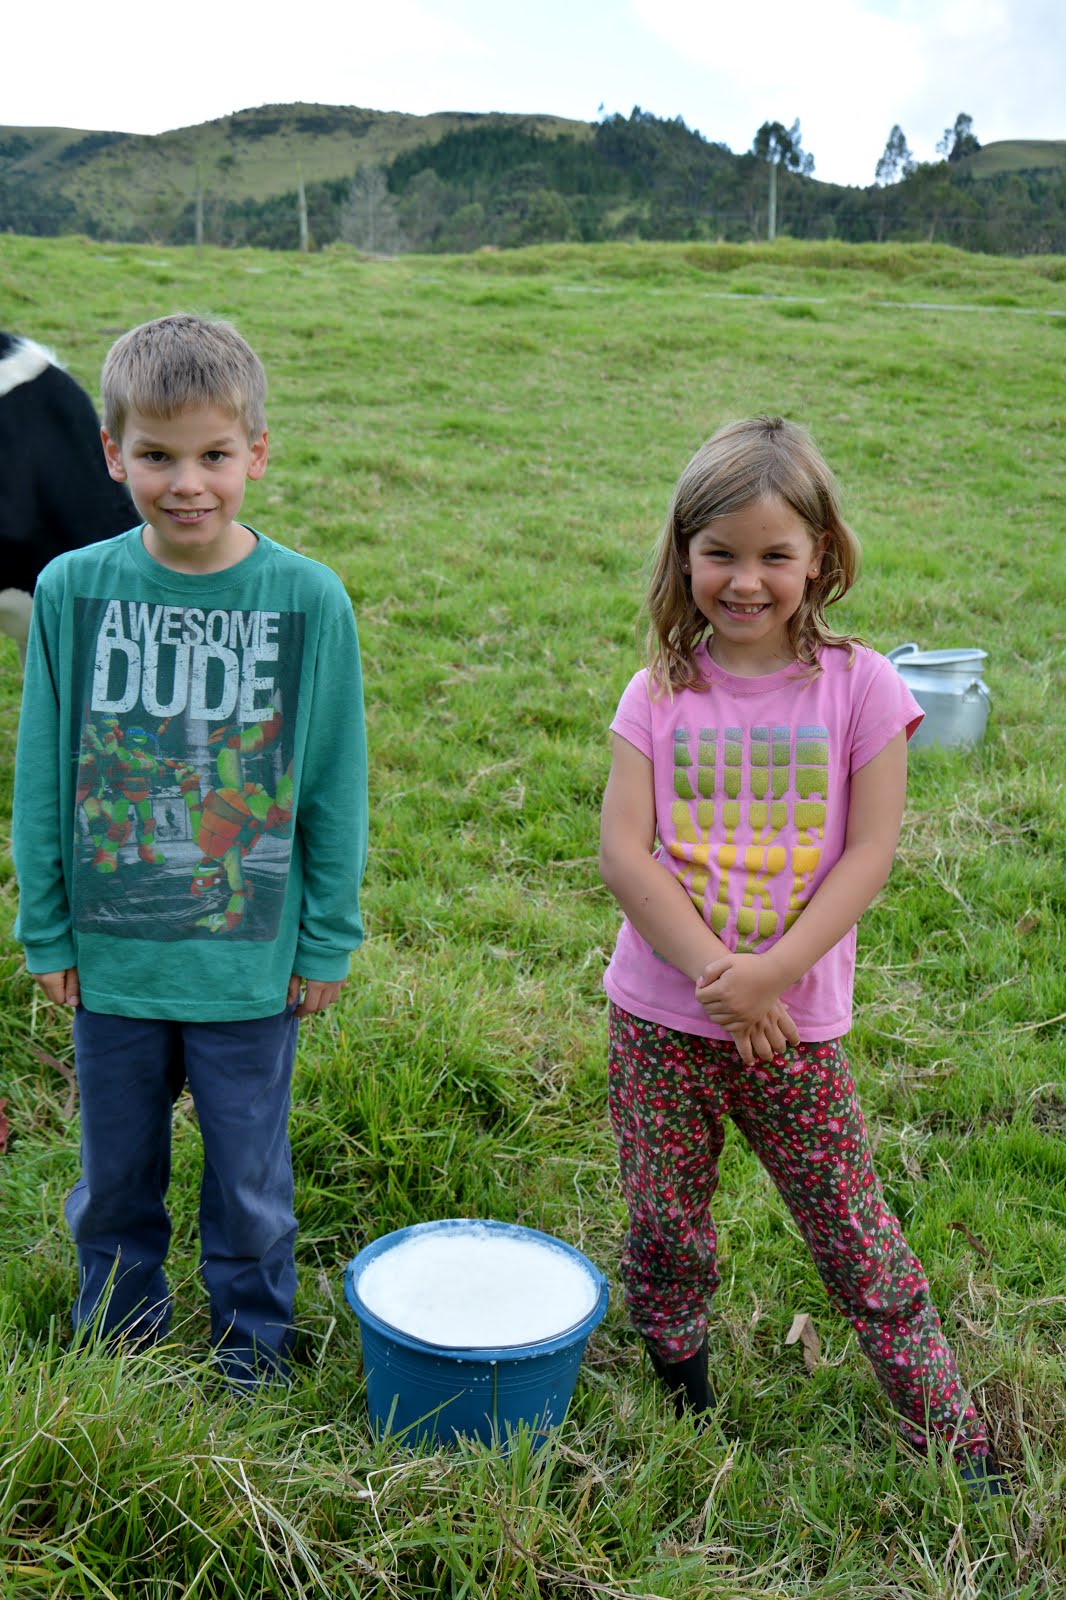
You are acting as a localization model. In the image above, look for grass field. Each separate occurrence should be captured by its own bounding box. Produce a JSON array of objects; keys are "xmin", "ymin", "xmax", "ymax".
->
[{"xmin": 0, "ymin": 234, "xmax": 1064, "ymax": 1599}]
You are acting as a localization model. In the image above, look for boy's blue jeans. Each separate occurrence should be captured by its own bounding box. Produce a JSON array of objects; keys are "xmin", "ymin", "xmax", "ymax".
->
[{"xmin": 67, "ymin": 1003, "xmax": 300, "ymax": 1385}]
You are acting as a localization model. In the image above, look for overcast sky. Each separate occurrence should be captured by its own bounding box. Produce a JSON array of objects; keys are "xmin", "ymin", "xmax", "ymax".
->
[{"xmin": 7, "ymin": 0, "xmax": 1063, "ymax": 188}]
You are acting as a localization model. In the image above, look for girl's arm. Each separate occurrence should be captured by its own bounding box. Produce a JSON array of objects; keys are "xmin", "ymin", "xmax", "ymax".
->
[
  {"xmin": 697, "ymin": 730, "xmax": 908, "ymax": 1030},
  {"xmin": 600, "ymin": 733, "xmax": 800, "ymax": 1062}
]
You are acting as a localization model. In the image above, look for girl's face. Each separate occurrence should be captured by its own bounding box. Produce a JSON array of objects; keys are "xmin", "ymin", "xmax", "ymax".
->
[{"xmin": 685, "ymin": 494, "xmax": 824, "ymax": 676}]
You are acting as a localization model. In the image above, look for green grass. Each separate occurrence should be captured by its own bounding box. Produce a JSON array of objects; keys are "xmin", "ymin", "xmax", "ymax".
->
[{"xmin": 1, "ymin": 235, "xmax": 1064, "ymax": 1598}]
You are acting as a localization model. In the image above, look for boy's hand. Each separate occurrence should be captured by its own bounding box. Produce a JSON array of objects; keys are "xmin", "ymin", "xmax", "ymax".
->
[
  {"xmin": 34, "ymin": 968, "xmax": 81, "ymax": 1008},
  {"xmin": 287, "ymin": 975, "xmax": 344, "ymax": 1018}
]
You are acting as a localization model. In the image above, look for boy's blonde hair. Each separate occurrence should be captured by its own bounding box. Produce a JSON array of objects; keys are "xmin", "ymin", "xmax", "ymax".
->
[
  {"xmin": 646, "ymin": 415, "xmax": 862, "ymax": 691},
  {"xmin": 101, "ymin": 313, "xmax": 267, "ymax": 442}
]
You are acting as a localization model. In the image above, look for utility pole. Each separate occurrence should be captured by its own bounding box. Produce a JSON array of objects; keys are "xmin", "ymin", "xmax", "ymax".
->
[
  {"xmin": 767, "ymin": 160, "xmax": 777, "ymax": 242},
  {"xmin": 297, "ymin": 166, "xmax": 309, "ymax": 253}
]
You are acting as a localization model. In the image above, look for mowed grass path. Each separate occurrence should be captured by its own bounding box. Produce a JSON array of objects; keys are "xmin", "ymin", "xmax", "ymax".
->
[{"xmin": 0, "ymin": 236, "xmax": 1063, "ymax": 1598}]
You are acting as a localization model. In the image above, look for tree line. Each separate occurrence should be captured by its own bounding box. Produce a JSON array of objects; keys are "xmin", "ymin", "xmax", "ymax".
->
[
  {"xmin": 3, "ymin": 108, "xmax": 1064, "ymax": 255},
  {"xmin": 208, "ymin": 110, "xmax": 1066, "ymax": 257}
]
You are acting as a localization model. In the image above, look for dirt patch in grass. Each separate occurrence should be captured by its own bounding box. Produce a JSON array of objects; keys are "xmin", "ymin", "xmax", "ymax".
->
[
  {"xmin": 921, "ymin": 1091, "xmax": 1066, "ymax": 1139},
  {"xmin": 1030, "ymin": 1092, "xmax": 1066, "ymax": 1138}
]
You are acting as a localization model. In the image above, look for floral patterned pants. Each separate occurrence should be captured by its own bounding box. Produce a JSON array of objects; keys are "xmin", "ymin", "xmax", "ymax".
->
[{"xmin": 607, "ymin": 1004, "xmax": 988, "ymax": 1456}]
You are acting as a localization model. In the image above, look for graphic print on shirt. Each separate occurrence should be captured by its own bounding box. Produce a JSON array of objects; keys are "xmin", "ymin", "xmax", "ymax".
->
[
  {"xmin": 665, "ymin": 722, "xmax": 828, "ymax": 952},
  {"xmin": 70, "ymin": 596, "xmax": 305, "ymax": 942}
]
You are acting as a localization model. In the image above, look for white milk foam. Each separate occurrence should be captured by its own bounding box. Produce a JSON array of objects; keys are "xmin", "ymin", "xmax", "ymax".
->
[{"xmin": 357, "ymin": 1225, "xmax": 599, "ymax": 1347}]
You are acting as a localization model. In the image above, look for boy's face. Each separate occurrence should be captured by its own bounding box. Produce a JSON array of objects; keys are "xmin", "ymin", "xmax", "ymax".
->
[{"xmin": 102, "ymin": 404, "xmax": 268, "ymax": 574}]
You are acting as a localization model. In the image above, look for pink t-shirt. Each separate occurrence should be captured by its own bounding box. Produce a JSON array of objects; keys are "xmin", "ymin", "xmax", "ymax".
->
[{"xmin": 603, "ymin": 642, "xmax": 923, "ymax": 1042}]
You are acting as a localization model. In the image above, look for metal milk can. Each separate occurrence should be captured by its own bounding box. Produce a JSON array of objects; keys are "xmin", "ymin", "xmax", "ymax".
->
[{"xmin": 887, "ymin": 643, "xmax": 991, "ymax": 750}]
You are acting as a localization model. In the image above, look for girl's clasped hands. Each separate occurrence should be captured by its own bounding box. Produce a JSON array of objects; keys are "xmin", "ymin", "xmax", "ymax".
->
[{"xmin": 695, "ymin": 953, "xmax": 800, "ymax": 1065}]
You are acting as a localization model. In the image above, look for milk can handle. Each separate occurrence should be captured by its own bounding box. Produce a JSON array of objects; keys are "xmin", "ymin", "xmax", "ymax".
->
[{"xmin": 887, "ymin": 643, "xmax": 919, "ymax": 664}]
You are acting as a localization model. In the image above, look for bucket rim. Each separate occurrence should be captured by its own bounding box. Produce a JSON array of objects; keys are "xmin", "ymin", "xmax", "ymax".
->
[
  {"xmin": 889, "ymin": 645, "xmax": 987, "ymax": 669},
  {"xmin": 343, "ymin": 1217, "xmax": 609, "ymax": 1358}
]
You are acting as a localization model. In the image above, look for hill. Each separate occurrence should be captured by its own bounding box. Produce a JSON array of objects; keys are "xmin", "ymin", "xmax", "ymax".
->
[
  {"xmin": 1, "ymin": 103, "xmax": 1064, "ymax": 254},
  {"xmin": 964, "ymin": 138, "xmax": 1066, "ymax": 178},
  {"xmin": 0, "ymin": 102, "xmax": 591, "ymax": 242}
]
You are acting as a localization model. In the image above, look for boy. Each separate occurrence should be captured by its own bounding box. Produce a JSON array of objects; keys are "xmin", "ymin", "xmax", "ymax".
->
[{"xmin": 13, "ymin": 313, "xmax": 367, "ymax": 1387}]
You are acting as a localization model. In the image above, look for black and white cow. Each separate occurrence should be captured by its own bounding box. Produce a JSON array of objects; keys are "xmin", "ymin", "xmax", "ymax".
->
[{"xmin": 1, "ymin": 332, "xmax": 135, "ymax": 665}]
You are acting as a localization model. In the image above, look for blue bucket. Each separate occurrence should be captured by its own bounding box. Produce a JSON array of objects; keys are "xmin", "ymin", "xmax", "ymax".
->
[{"xmin": 343, "ymin": 1219, "xmax": 608, "ymax": 1448}]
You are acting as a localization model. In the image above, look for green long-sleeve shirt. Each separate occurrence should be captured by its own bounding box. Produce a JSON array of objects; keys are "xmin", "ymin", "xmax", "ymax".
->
[{"xmin": 14, "ymin": 526, "xmax": 367, "ymax": 1020}]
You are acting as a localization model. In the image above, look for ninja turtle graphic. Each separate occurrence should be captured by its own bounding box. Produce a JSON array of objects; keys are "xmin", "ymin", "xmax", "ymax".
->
[
  {"xmin": 176, "ymin": 707, "xmax": 294, "ymax": 935},
  {"xmin": 77, "ymin": 717, "xmax": 175, "ymax": 872}
]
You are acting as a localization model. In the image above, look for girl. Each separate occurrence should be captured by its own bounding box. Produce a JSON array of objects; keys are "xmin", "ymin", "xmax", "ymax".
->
[{"xmin": 599, "ymin": 417, "xmax": 1003, "ymax": 1494}]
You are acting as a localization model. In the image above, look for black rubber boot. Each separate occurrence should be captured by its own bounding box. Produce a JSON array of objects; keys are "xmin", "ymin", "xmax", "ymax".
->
[
  {"xmin": 957, "ymin": 1451, "xmax": 1010, "ymax": 1502},
  {"xmin": 644, "ymin": 1333, "xmax": 714, "ymax": 1418}
]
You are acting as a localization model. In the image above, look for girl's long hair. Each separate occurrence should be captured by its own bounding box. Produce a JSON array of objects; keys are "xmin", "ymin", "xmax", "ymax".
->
[{"xmin": 646, "ymin": 416, "xmax": 862, "ymax": 692}]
